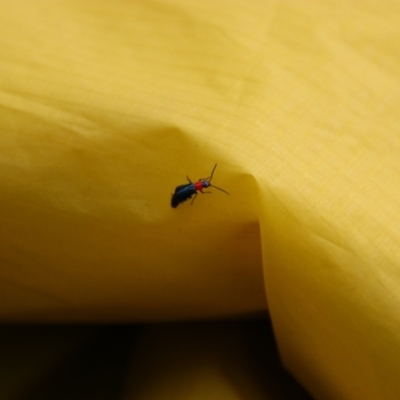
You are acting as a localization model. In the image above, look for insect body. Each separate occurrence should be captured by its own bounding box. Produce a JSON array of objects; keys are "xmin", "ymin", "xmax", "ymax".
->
[{"xmin": 171, "ymin": 164, "xmax": 229, "ymax": 208}]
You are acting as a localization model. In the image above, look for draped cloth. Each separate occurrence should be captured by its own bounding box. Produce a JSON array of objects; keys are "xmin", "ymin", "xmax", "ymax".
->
[{"xmin": 1, "ymin": 1, "xmax": 400, "ymax": 398}]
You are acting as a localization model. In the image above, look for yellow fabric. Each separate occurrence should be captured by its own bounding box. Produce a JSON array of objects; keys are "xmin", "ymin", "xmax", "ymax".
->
[{"xmin": 1, "ymin": 0, "xmax": 400, "ymax": 399}]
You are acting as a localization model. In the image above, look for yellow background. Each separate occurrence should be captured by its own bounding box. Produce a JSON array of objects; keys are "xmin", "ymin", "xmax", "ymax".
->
[{"xmin": 1, "ymin": 0, "xmax": 400, "ymax": 398}]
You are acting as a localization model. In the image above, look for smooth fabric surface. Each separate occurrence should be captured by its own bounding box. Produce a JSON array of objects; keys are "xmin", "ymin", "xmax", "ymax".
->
[{"xmin": 1, "ymin": 0, "xmax": 400, "ymax": 399}]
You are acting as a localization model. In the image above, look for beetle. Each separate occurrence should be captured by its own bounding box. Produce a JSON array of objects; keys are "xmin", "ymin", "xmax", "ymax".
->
[{"xmin": 171, "ymin": 164, "xmax": 229, "ymax": 208}]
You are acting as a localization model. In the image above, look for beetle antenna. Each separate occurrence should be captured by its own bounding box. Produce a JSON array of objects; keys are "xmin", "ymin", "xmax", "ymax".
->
[
  {"xmin": 210, "ymin": 184, "xmax": 229, "ymax": 195},
  {"xmin": 208, "ymin": 164, "xmax": 218, "ymax": 182}
]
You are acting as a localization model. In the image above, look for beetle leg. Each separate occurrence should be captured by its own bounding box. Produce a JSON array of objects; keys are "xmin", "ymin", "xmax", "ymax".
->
[
  {"xmin": 190, "ymin": 192, "xmax": 198, "ymax": 205},
  {"xmin": 186, "ymin": 176, "xmax": 192, "ymax": 183}
]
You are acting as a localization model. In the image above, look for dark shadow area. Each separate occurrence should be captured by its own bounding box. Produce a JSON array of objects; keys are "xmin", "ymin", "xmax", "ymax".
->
[
  {"xmin": 238, "ymin": 318, "xmax": 314, "ymax": 399},
  {"xmin": 0, "ymin": 325, "xmax": 138, "ymax": 400},
  {"xmin": 0, "ymin": 319, "xmax": 312, "ymax": 400},
  {"xmin": 126, "ymin": 318, "xmax": 314, "ymax": 399}
]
